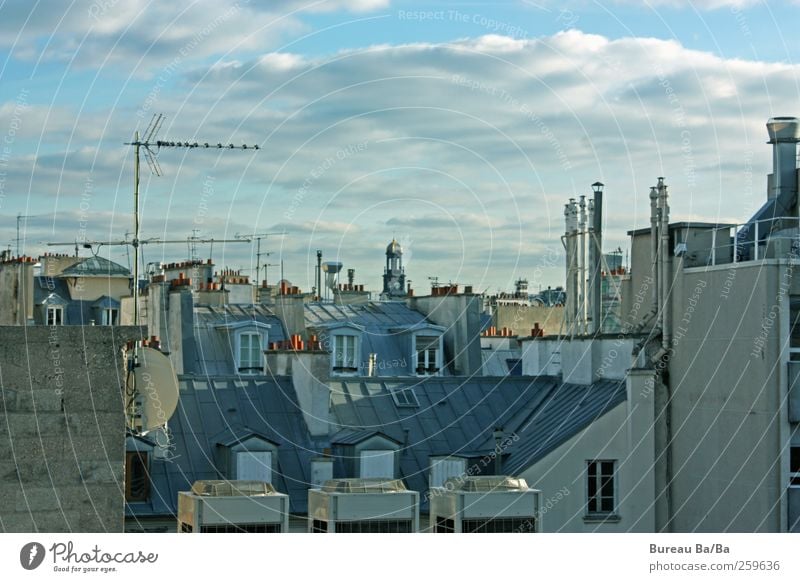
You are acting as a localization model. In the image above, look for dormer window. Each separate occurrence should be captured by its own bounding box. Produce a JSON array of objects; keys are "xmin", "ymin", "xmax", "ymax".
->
[
  {"xmin": 414, "ymin": 335, "xmax": 441, "ymax": 376},
  {"xmin": 47, "ymin": 306, "xmax": 63, "ymax": 326},
  {"xmin": 238, "ymin": 332, "xmax": 263, "ymax": 373},
  {"xmin": 333, "ymin": 334, "xmax": 359, "ymax": 374},
  {"xmin": 101, "ymin": 308, "xmax": 119, "ymax": 326}
]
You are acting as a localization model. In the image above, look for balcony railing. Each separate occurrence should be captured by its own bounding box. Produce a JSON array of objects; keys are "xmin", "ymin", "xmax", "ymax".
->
[{"xmin": 685, "ymin": 217, "xmax": 800, "ymax": 268}]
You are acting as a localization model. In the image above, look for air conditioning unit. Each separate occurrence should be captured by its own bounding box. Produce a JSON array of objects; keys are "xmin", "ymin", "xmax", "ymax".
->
[
  {"xmin": 430, "ymin": 476, "xmax": 541, "ymax": 533},
  {"xmin": 178, "ymin": 480, "xmax": 290, "ymax": 533},
  {"xmin": 308, "ymin": 478, "xmax": 419, "ymax": 533}
]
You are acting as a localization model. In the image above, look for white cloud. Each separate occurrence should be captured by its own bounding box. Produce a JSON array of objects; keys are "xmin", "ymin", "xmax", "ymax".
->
[{"xmin": 7, "ymin": 28, "xmax": 800, "ymax": 290}]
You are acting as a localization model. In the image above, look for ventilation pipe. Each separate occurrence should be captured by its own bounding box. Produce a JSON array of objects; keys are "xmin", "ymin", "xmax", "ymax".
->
[
  {"xmin": 578, "ymin": 196, "xmax": 587, "ymax": 334},
  {"xmin": 590, "ymin": 182, "xmax": 603, "ymax": 335},
  {"xmin": 587, "ymin": 197, "xmax": 595, "ymax": 335},
  {"xmin": 650, "ymin": 186, "xmax": 660, "ymax": 321},
  {"xmin": 658, "ymin": 177, "xmax": 671, "ymax": 350},
  {"xmin": 766, "ymin": 117, "xmax": 800, "ymax": 202},
  {"xmin": 563, "ymin": 200, "xmax": 579, "ymax": 335}
]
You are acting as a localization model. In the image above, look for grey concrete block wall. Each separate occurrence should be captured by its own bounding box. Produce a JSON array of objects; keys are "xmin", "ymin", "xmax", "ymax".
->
[{"xmin": 0, "ymin": 325, "xmax": 144, "ymax": 532}]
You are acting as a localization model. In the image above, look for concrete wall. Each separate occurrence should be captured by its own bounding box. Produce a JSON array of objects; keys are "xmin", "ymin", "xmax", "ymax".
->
[
  {"xmin": 410, "ymin": 294, "xmax": 483, "ymax": 376},
  {"xmin": 519, "ymin": 398, "xmax": 655, "ymax": 532},
  {"xmin": 661, "ymin": 261, "xmax": 788, "ymax": 532},
  {"xmin": 0, "ymin": 261, "xmax": 34, "ymax": 325},
  {"xmin": 0, "ymin": 325, "xmax": 143, "ymax": 532}
]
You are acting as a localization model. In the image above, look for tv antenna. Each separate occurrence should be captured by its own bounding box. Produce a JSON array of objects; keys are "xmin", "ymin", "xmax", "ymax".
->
[
  {"xmin": 234, "ymin": 231, "xmax": 286, "ymax": 285},
  {"xmin": 427, "ymin": 276, "xmax": 439, "ymax": 289},
  {"xmin": 124, "ymin": 113, "xmax": 260, "ymax": 324}
]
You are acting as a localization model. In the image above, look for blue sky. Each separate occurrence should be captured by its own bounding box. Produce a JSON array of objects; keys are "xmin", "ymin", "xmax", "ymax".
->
[{"xmin": 0, "ymin": 0, "xmax": 798, "ymax": 294}]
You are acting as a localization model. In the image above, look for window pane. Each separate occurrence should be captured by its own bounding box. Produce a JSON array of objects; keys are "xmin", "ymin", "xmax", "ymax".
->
[{"xmin": 791, "ymin": 447, "xmax": 800, "ymax": 473}]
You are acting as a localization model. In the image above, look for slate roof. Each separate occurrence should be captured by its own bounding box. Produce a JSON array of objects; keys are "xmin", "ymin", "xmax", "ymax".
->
[
  {"xmin": 304, "ymin": 301, "xmax": 443, "ymax": 377},
  {"xmin": 130, "ymin": 373, "xmax": 626, "ymax": 519},
  {"xmin": 328, "ymin": 376, "xmax": 626, "ymax": 507},
  {"xmin": 188, "ymin": 304, "xmax": 287, "ymax": 375},
  {"xmin": 127, "ymin": 376, "xmax": 317, "ymax": 521},
  {"xmin": 60, "ymin": 255, "xmax": 130, "ymax": 277}
]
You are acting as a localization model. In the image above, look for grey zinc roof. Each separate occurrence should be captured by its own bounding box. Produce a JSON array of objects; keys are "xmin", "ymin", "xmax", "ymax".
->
[
  {"xmin": 129, "ymin": 373, "xmax": 626, "ymax": 520},
  {"xmin": 60, "ymin": 255, "xmax": 130, "ymax": 277},
  {"xmin": 126, "ymin": 376, "xmax": 318, "ymax": 521},
  {"xmin": 304, "ymin": 301, "xmax": 441, "ymax": 377},
  {"xmin": 188, "ymin": 304, "xmax": 287, "ymax": 375},
  {"xmin": 327, "ymin": 376, "xmax": 626, "ymax": 507}
]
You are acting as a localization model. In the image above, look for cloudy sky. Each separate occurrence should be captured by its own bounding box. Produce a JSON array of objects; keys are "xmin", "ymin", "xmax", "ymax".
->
[{"xmin": 0, "ymin": 0, "xmax": 798, "ymax": 293}]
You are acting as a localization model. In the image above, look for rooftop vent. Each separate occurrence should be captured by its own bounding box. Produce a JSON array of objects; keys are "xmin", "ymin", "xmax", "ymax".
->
[
  {"xmin": 430, "ymin": 475, "xmax": 541, "ymax": 533},
  {"xmin": 309, "ymin": 478, "xmax": 419, "ymax": 533},
  {"xmin": 178, "ymin": 480, "xmax": 289, "ymax": 533},
  {"xmin": 191, "ymin": 480, "xmax": 278, "ymax": 496}
]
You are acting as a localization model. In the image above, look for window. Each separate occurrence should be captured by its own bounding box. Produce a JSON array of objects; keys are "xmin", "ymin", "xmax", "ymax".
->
[
  {"xmin": 390, "ymin": 387, "xmax": 419, "ymax": 408},
  {"xmin": 125, "ymin": 451, "xmax": 149, "ymax": 502},
  {"xmin": 506, "ymin": 358, "xmax": 522, "ymax": 376},
  {"xmin": 414, "ymin": 335, "xmax": 440, "ymax": 375},
  {"xmin": 333, "ymin": 334, "xmax": 358, "ymax": 373},
  {"xmin": 359, "ymin": 449, "xmax": 394, "ymax": 478},
  {"xmin": 429, "ymin": 457, "xmax": 467, "ymax": 489},
  {"xmin": 101, "ymin": 308, "xmax": 119, "ymax": 326},
  {"xmin": 586, "ymin": 460, "xmax": 616, "ymax": 516},
  {"xmin": 791, "ymin": 446, "xmax": 800, "ymax": 486},
  {"xmin": 47, "ymin": 306, "xmax": 63, "ymax": 326},
  {"xmin": 435, "ymin": 517, "xmax": 455, "ymax": 533},
  {"xmin": 238, "ymin": 332, "xmax": 263, "ymax": 373},
  {"xmin": 236, "ymin": 450, "xmax": 272, "ymax": 483}
]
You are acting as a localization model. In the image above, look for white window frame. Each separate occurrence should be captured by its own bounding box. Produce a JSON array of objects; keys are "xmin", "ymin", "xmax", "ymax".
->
[
  {"xmin": 237, "ymin": 331, "xmax": 265, "ymax": 374},
  {"xmin": 413, "ymin": 333, "xmax": 441, "ymax": 376},
  {"xmin": 101, "ymin": 308, "xmax": 119, "ymax": 326},
  {"xmin": 236, "ymin": 450, "xmax": 273, "ymax": 483},
  {"xmin": 47, "ymin": 306, "xmax": 63, "ymax": 326},
  {"xmin": 359, "ymin": 449, "xmax": 395, "ymax": 478},
  {"xmin": 586, "ymin": 459, "xmax": 617, "ymax": 517},
  {"xmin": 332, "ymin": 333, "xmax": 359, "ymax": 375}
]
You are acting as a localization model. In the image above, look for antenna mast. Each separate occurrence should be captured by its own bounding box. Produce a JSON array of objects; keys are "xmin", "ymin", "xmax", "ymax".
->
[{"xmin": 124, "ymin": 114, "xmax": 259, "ymax": 324}]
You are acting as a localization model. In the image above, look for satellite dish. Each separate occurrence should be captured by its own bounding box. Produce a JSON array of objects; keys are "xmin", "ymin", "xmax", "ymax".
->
[{"xmin": 130, "ymin": 347, "xmax": 179, "ymax": 432}]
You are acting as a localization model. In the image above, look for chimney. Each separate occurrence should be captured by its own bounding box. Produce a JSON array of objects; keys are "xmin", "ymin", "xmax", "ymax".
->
[{"xmin": 766, "ymin": 117, "xmax": 800, "ymax": 201}]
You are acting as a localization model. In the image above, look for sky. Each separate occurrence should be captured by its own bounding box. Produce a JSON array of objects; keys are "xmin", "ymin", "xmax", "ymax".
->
[{"xmin": 0, "ymin": 0, "xmax": 798, "ymax": 294}]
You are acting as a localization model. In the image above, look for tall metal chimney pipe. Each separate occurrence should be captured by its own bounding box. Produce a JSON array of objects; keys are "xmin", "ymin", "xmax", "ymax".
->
[
  {"xmin": 766, "ymin": 117, "xmax": 800, "ymax": 202},
  {"xmin": 591, "ymin": 182, "xmax": 603, "ymax": 335}
]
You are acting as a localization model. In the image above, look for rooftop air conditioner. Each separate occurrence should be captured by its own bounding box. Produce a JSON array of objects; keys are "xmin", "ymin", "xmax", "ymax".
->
[
  {"xmin": 308, "ymin": 478, "xmax": 419, "ymax": 533},
  {"xmin": 177, "ymin": 480, "xmax": 290, "ymax": 533},
  {"xmin": 429, "ymin": 475, "xmax": 541, "ymax": 533}
]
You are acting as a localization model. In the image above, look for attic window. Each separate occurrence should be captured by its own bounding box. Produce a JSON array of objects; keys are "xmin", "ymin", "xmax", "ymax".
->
[
  {"xmin": 101, "ymin": 308, "xmax": 119, "ymax": 326},
  {"xmin": 125, "ymin": 451, "xmax": 150, "ymax": 502},
  {"xmin": 390, "ymin": 387, "xmax": 419, "ymax": 408},
  {"xmin": 238, "ymin": 332, "xmax": 263, "ymax": 373},
  {"xmin": 47, "ymin": 306, "xmax": 63, "ymax": 326},
  {"xmin": 332, "ymin": 334, "xmax": 359, "ymax": 374},
  {"xmin": 414, "ymin": 335, "xmax": 441, "ymax": 376}
]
